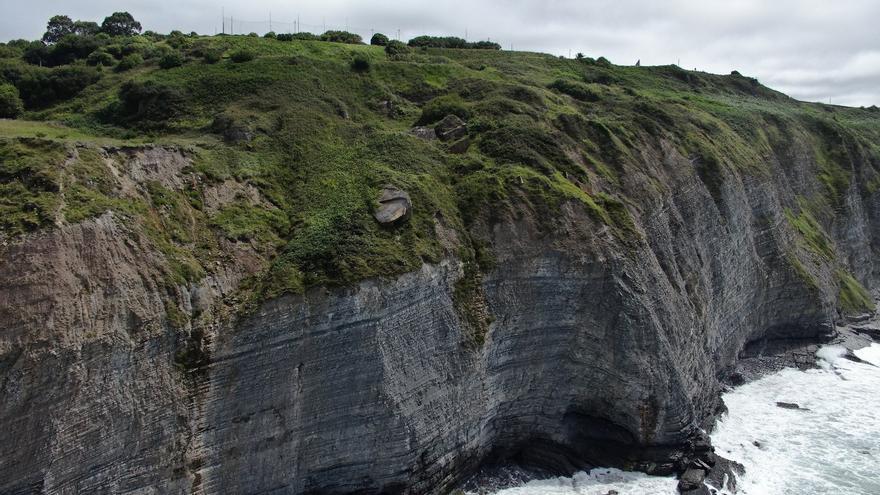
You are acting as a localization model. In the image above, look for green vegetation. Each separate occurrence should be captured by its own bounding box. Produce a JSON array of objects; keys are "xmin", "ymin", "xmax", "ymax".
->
[
  {"xmin": 0, "ymin": 83, "xmax": 23, "ymax": 117},
  {"xmin": 784, "ymin": 202, "xmax": 835, "ymax": 260},
  {"xmin": 836, "ymin": 269, "xmax": 875, "ymax": 315},
  {"xmin": 1, "ymin": 11, "xmax": 879, "ymax": 322}
]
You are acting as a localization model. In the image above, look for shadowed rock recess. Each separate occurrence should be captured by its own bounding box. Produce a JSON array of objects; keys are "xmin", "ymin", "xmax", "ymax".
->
[{"xmin": 1, "ymin": 37, "xmax": 879, "ymax": 495}]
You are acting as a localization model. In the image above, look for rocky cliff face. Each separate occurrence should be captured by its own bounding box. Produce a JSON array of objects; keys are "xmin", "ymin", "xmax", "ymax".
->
[{"xmin": 1, "ymin": 125, "xmax": 878, "ymax": 495}]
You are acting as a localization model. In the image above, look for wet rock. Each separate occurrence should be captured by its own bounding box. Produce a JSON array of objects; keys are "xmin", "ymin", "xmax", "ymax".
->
[
  {"xmin": 775, "ymin": 402, "xmax": 802, "ymax": 410},
  {"xmin": 410, "ymin": 126, "xmax": 437, "ymax": 140},
  {"xmin": 373, "ymin": 187, "xmax": 412, "ymax": 225},
  {"xmin": 677, "ymin": 468, "xmax": 707, "ymax": 492},
  {"xmin": 434, "ymin": 114, "xmax": 467, "ymax": 141},
  {"xmin": 704, "ymin": 455, "xmax": 744, "ymax": 493},
  {"xmin": 448, "ymin": 136, "xmax": 471, "ymax": 154}
]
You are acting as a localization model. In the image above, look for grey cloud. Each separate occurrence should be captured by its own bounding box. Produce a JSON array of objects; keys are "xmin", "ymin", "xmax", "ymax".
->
[{"xmin": 2, "ymin": 0, "xmax": 878, "ymax": 106}]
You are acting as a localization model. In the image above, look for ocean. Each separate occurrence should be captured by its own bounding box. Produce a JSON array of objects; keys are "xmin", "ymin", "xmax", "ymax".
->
[{"xmin": 477, "ymin": 343, "xmax": 880, "ymax": 495}]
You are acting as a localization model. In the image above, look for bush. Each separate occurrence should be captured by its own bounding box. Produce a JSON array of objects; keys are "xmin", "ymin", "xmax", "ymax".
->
[
  {"xmin": 86, "ymin": 49, "xmax": 115, "ymax": 66},
  {"xmin": 264, "ymin": 31, "xmax": 277, "ymax": 39},
  {"xmin": 277, "ymin": 32, "xmax": 319, "ymax": 41},
  {"xmin": 201, "ymin": 49, "xmax": 222, "ymax": 64},
  {"xmin": 116, "ymin": 53, "xmax": 143, "ymax": 71},
  {"xmin": 117, "ymin": 80, "xmax": 185, "ymax": 127},
  {"xmin": 0, "ymin": 84, "xmax": 24, "ymax": 118},
  {"xmin": 406, "ymin": 36, "xmax": 500, "ymax": 50},
  {"xmin": 320, "ymin": 30, "xmax": 362, "ymax": 44},
  {"xmin": 370, "ymin": 33, "xmax": 389, "ymax": 46},
  {"xmin": 384, "ymin": 40, "xmax": 409, "ymax": 58},
  {"xmin": 548, "ymin": 79, "xmax": 600, "ymax": 102},
  {"xmin": 230, "ymin": 50, "xmax": 255, "ymax": 63},
  {"xmin": 158, "ymin": 51, "xmax": 184, "ymax": 69},
  {"xmin": 350, "ymin": 55, "xmax": 370, "ymax": 72},
  {"xmin": 14, "ymin": 65, "xmax": 101, "ymax": 108},
  {"xmin": 417, "ymin": 94, "xmax": 470, "ymax": 125}
]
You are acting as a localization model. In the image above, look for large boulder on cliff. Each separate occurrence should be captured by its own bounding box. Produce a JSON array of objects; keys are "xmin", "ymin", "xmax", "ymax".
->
[
  {"xmin": 434, "ymin": 114, "xmax": 467, "ymax": 141},
  {"xmin": 373, "ymin": 187, "xmax": 412, "ymax": 225}
]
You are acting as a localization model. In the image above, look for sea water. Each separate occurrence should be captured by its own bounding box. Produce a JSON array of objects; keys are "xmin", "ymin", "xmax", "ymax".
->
[{"xmin": 480, "ymin": 343, "xmax": 880, "ymax": 495}]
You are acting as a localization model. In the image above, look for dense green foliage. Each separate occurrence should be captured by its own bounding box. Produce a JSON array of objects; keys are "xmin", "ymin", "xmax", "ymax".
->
[
  {"xmin": 0, "ymin": 83, "xmax": 23, "ymax": 118},
  {"xmin": 1, "ymin": 16, "xmax": 879, "ymax": 320},
  {"xmin": 407, "ymin": 36, "xmax": 501, "ymax": 50},
  {"xmin": 370, "ymin": 33, "xmax": 389, "ymax": 46}
]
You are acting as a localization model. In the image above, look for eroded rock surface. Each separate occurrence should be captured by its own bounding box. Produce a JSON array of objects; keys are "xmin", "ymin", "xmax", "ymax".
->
[{"xmin": 2, "ymin": 126, "xmax": 880, "ymax": 495}]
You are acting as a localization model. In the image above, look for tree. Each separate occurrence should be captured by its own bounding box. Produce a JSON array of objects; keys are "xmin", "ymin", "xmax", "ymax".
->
[
  {"xmin": 370, "ymin": 33, "xmax": 389, "ymax": 46},
  {"xmin": 0, "ymin": 84, "xmax": 24, "ymax": 118},
  {"xmin": 42, "ymin": 15, "xmax": 74, "ymax": 43},
  {"xmin": 100, "ymin": 12, "xmax": 142, "ymax": 37},
  {"xmin": 73, "ymin": 21, "xmax": 100, "ymax": 36}
]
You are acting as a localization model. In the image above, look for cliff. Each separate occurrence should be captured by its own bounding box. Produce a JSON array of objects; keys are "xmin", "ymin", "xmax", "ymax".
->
[{"xmin": 1, "ymin": 33, "xmax": 879, "ymax": 494}]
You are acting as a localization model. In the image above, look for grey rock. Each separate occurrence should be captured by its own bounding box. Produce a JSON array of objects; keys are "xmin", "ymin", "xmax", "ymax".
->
[
  {"xmin": 678, "ymin": 468, "xmax": 707, "ymax": 492},
  {"xmin": 448, "ymin": 136, "xmax": 471, "ymax": 154},
  {"xmin": 411, "ymin": 126, "xmax": 437, "ymax": 140},
  {"xmin": 373, "ymin": 186, "xmax": 412, "ymax": 225},
  {"xmin": 434, "ymin": 114, "xmax": 467, "ymax": 141},
  {"xmin": 4, "ymin": 120, "xmax": 880, "ymax": 495},
  {"xmin": 775, "ymin": 401, "xmax": 802, "ymax": 410}
]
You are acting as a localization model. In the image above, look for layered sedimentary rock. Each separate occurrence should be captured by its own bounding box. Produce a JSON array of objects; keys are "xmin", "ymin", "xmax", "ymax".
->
[{"xmin": 1, "ymin": 130, "xmax": 877, "ymax": 495}]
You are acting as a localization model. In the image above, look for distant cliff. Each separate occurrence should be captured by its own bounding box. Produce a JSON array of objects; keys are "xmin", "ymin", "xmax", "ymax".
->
[{"xmin": 1, "ymin": 32, "xmax": 879, "ymax": 494}]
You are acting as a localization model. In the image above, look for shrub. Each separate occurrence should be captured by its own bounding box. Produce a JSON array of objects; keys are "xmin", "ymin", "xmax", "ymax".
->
[
  {"xmin": 0, "ymin": 84, "xmax": 24, "ymax": 118},
  {"xmin": 471, "ymin": 40, "xmax": 501, "ymax": 50},
  {"xmin": 370, "ymin": 33, "xmax": 389, "ymax": 46},
  {"xmin": 384, "ymin": 40, "xmax": 409, "ymax": 58},
  {"xmin": 86, "ymin": 49, "xmax": 115, "ymax": 66},
  {"xmin": 116, "ymin": 53, "xmax": 143, "ymax": 71},
  {"xmin": 201, "ymin": 49, "xmax": 222, "ymax": 64},
  {"xmin": 117, "ymin": 80, "xmax": 185, "ymax": 127},
  {"xmin": 320, "ymin": 30, "xmax": 363, "ymax": 44},
  {"xmin": 14, "ymin": 65, "xmax": 101, "ymax": 108},
  {"xmin": 350, "ymin": 55, "xmax": 370, "ymax": 72},
  {"xmin": 277, "ymin": 32, "xmax": 319, "ymax": 41},
  {"xmin": 264, "ymin": 31, "xmax": 277, "ymax": 39},
  {"xmin": 230, "ymin": 49, "xmax": 255, "ymax": 63},
  {"xmin": 417, "ymin": 94, "xmax": 470, "ymax": 125},
  {"xmin": 158, "ymin": 51, "xmax": 184, "ymax": 69},
  {"xmin": 548, "ymin": 79, "xmax": 600, "ymax": 102},
  {"xmin": 406, "ymin": 36, "xmax": 501, "ymax": 50}
]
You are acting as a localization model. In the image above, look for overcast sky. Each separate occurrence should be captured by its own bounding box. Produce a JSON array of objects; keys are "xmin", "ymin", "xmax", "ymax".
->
[{"xmin": 2, "ymin": 0, "xmax": 878, "ymax": 107}]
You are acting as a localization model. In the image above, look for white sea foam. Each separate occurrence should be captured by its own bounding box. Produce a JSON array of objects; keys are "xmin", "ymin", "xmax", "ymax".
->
[
  {"xmin": 711, "ymin": 343, "xmax": 880, "ymax": 494},
  {"xmin": 480, "ymin": 343, "xmax": 880, "ymax": 495},
  {"xmin": 484, "ymin": 467, "xmax": 678, "ymax": 495}
]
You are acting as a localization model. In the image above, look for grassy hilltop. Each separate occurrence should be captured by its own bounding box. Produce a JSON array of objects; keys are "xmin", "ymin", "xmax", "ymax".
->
[{"xmin": 2, "ymin": 20, "xmax": 880, "ymax": 314}]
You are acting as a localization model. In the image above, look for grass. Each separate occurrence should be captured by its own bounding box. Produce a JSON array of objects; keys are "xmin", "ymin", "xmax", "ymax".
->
[
  {"xmin": 1, "ymin": 33, "xmax": 879, "ymax": 315},
  {"xmin": 836, "ymin": 269, "xmax": 875, "ymax": 315}
]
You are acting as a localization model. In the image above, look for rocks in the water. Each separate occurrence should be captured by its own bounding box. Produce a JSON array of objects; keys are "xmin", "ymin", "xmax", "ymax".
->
[
  {"xmin": 373, "ymin": 187, "xmax": 412, "ymax": 225},
  {"xmin": 434, "ymin": 114, "xmax": 468, "ymax": 141},
  {"xmin": 410, "ymin": 126, "xmax": 437, "ymax": 140},
  {"xmin": 775, "ymin": 401, "xmax": 803, "ymax": 410},
  {"xmin": 677, "ymin": 467, "xmax": 708, "ymax": 492}
]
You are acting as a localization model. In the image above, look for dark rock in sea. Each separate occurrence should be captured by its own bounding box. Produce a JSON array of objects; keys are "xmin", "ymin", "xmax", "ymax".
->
[
  {"xmin": 678, "ymin": 467, "xmax": 708, "ymax": 492},
  {"xmin": 373, "ymin": 187, "xmax": 412, "ymax": 225},
  {"xmin": 775, "ymin": 401, "xmax": 802, "ymax": 410},
  {"xmin": 704, "ymin": 455, "xmax": 744, "ymax": 493},
  {"xmin": 434, "ymin": 114, "xmax": 468, "ymax": 141}
]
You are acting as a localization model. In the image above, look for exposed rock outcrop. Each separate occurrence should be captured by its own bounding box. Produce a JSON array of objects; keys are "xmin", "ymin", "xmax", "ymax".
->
[{"xmin": 1, "ymin": 119, "xmax": 880, "ymax": 495}]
